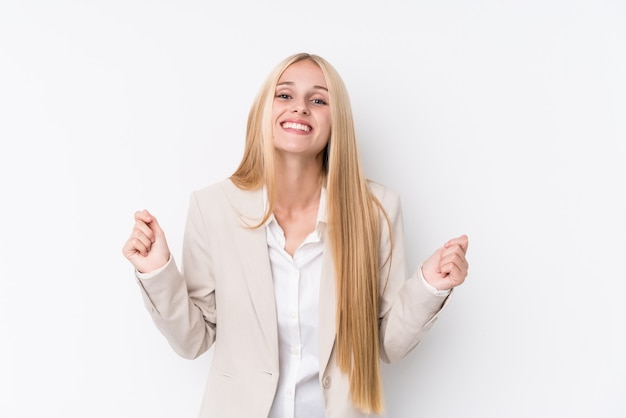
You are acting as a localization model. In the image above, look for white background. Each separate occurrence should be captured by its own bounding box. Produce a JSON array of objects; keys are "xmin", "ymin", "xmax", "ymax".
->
[{"xmin": 1, "ymin": 1, "xmax": 625, "ymax": 417}]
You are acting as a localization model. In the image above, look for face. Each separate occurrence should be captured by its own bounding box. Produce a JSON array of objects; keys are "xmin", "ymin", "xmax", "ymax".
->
[{"xmin": 272, "ymin": 59, "xmax": 331, "ymax": 159}]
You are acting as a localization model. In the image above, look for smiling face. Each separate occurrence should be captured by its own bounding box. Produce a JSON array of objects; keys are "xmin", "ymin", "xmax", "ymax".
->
[{"xmin": 271, "ymin": 59, "xmax": 332, "ymax": 160}]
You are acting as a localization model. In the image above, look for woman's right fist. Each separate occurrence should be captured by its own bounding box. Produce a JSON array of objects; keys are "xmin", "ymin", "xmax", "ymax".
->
[{"xmin": 122, "ymin": 209, "xmax": 171, "ymax": 274}]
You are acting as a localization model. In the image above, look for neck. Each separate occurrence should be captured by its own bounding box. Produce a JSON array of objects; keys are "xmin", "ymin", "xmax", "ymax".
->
[{"xmin": 274, "ymin": 154, "xmax": 324, "ymax": 211}]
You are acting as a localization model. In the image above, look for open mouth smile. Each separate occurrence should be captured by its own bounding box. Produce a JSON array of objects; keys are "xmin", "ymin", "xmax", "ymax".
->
[{"xmin": 281, "ymin": 122, "xmax": 312, "ymax": 133}]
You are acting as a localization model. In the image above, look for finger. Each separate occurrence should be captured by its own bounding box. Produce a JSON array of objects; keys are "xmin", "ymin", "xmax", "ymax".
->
[
  {"xmin": 134, "ymin": 220, "xmax": 155, "ymax": 243},
  {"xmin": 134, "ymin": 209, "xmax": 153, "ymax": 223},
  {"xmin": 440, "ymin": 261, "xmax": 468, "ymax": 279},
  {"xmin": 137, "ymin": 210, "xmax": 165, "ymax": 240},
  {"xmin": 440, "ymin": 262, "xmax": 468, "ymax": 286},
  {"xmin": 436, "ymin": 243, "xmax": 467, "ymax": 273},
  {"xmin": 439, "ymin": 250, "xmax": 468, "ymax": 273},
  {"xmin": 131, "ymin": 228, "xmax": 154, "ymax": 251},
  {"xmin": 123, "ymin": 236, "xmax": 150, "ymax": 258},
  {"xmin": 133, "ymin": 239, "xmax": 150, "ymax": 257},
  {"xmin": 133, "ymin": 210, "xmax": 165, "ymax": 243},
  {"xmin": 438, "ymin": 250, "xmax": 468, "ymax": 273},
  {"xmin": 447, "ymin": 264, "xmax": 467, "ymax": 286},
  {"xmin": 444, "ymin": 234, "xmax": 469, "ymax": 254}
]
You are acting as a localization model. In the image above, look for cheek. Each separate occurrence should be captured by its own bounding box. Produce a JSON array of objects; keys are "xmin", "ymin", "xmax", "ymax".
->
[
  {"xmin": 322, "ymin": 116, "xmax": 332, "ymax": 137},
  {"xmin": 271, "ymin": 100, "xmax": 288, "ymax": 119},
  {"xmin": 271, "ymin": 106, "xmax": 281, "ymax": 122}
]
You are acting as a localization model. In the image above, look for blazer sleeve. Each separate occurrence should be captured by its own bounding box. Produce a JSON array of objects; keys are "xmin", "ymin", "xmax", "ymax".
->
[
  {"xmin": 375, "ymin": 186, "xmax": 452, "ymax": 364},
  {"xmin": 135, "ymin": 191, "xmax": 217, "ymax": 359}
]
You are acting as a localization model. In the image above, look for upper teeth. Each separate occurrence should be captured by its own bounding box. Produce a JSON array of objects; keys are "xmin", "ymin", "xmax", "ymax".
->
[{"xmin": 282, "ymin": 122, "xmax": 310, "ymax": 132}]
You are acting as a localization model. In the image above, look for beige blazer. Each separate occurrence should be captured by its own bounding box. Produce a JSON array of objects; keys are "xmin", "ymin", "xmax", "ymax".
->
[{"xmin": 136, "ymin": 179, "xmax": 451, "ymax": 418}]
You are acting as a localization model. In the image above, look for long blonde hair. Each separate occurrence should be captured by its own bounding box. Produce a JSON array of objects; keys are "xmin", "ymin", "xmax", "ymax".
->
[{"xmin": 231, "ymin": 53, "xmax": 386, "ymax": 413}]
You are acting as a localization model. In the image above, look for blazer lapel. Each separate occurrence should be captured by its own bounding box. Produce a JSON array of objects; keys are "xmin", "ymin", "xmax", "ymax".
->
[
  {"xmin": 220, "ymin": 180, "xmax": 337, "ymax": 374},
  {"xmin": 318, "ymin": 237, "xmax": 337, "ymax": 374},
  {"xmin": 221, "ymin": 180, "xmax": 279, "ymax": 365}
]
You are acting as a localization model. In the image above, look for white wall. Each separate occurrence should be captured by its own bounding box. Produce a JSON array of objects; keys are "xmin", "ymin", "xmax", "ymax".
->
[{"xmin": 1, "ymin": 1, "xmax": 624, "ymax": 417}]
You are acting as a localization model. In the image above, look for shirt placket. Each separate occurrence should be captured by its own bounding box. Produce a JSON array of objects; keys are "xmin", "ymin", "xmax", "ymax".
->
[{"xmin": 285, "ymin": 262, "xmax": 301, "ymax": 415}]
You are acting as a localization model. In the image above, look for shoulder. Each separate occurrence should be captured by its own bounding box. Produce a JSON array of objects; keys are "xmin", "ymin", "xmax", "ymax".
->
[
  {"xmin": 190, "ymin": 178, "xmax": 264, "ymax": 219},
  {"xmin": 192, "ymin": 178, "xmax": 234, "ymax": 197},
  {"xmin": 191, "ymin": 178, "xmax": 255, "ymax": 200},
  {"xmin": 367, "ymin": 179, "xmax": 401, "ymax": 210}
]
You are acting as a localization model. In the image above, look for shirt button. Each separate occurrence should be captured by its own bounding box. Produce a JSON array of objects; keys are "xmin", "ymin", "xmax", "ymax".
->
[
  {"xmin": 291, "ymin": 347, "xmax": 300, "ymax": 356},
  {"xmin": 322, "ymin": 375, "xmax": 332, "ymax": 389}
]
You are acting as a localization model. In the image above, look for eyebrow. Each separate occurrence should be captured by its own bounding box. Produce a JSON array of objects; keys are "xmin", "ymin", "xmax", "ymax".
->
[{"xmin": 276, "ymin": 81, "xmax": 328, "ymax": 92}]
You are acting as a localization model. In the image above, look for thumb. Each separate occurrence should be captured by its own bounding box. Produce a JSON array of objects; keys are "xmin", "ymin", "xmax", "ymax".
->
[
  {"xmin": 144, "ymin": 211, "xmax": 169, "ymax": 254},
  {"xmin": 144, "ymin": 210, "xmax": 165, "ymax": 239}
]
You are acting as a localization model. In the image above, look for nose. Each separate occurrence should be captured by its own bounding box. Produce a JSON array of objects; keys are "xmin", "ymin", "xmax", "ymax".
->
[{"xmin": 291, "ymin": 99, "xmax": 310, "ymax": 115}]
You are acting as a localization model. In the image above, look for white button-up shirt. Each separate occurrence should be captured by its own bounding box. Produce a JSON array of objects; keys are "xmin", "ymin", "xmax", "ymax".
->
[{"xmin": 266, "ymin": 188, "xmax": 327, "ymax": 418}]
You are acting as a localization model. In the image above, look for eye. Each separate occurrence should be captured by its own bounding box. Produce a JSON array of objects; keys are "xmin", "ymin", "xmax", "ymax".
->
[
  {"xmin": 275, "ymin": 93, "xmax": 292, "ymax": 100},
  {"xmin": 311, "ymin": 98, "xmax": 328, "ymax": 106}
]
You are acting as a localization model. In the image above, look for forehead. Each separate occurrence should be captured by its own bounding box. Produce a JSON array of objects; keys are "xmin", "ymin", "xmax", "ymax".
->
[{"xmin": 277, "ymin": 60, "xmax": 328, "ymax": 88}]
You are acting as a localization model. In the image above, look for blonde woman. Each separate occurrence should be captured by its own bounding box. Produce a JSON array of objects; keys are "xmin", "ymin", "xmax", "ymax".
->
[{"xmin": 123, "ymin": 53, "xmax": 469, "ymax": 418}]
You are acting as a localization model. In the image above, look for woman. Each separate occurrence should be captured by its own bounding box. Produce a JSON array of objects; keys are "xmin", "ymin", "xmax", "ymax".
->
[{"xmin": 123, "ymin": 52, "xmax": 469, "ymax": 418}]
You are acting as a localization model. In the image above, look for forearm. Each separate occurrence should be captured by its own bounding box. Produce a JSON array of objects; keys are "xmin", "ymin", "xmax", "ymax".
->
[
  {"xmin": 136, "ymin": 257, "xmax": 216, "ymax": 359},
  {"xmin": 378, "ymin": 267, "xmax": 451, "ymax": 363}
]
